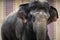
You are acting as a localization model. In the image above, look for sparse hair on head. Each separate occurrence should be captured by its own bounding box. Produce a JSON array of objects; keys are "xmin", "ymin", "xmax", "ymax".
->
[{"xmin": 28, "ymin": 1, "xmax": 50, "ymax": 12}]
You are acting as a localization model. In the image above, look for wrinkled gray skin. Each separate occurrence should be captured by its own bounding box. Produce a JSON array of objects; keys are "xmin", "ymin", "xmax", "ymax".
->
[
  {"xmin": 1, "ymin": 2, "xmax": 50, "ymax": 40},
  {"xmin": 1, "ymin": 13, "xmax": 21, "ymax": 40},
  {"xmin": 1, "ymin": 10, "xmax": 50, "ymax": 40},
  {"xmin": 29, "ymin": 9, "xmax": 50, "ymax": 40}
]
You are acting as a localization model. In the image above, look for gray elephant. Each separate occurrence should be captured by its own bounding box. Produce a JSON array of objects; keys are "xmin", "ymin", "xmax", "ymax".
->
[{"xmin": 1, "ymin": 1, "xmax": 58, "ymax": 40}]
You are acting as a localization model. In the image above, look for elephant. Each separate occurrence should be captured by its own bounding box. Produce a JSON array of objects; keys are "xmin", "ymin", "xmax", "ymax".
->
[{"xmin": 1, "ymin": 1, "xmax": 58, "ymax": 40}]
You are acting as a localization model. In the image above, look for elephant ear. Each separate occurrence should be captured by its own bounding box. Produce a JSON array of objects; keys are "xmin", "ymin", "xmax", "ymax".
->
[
  {"xmin": 19, "ymin": 3, "xmax": 30, "ymax": 13},
  {"xmin": 18, "ymin": 3, "xmax": 30, "ymax": 19},
  {"xmin": 48, "ymin": 6, "xmax": 58, "ymax": 24},
  {"xmin": 49, "ymin": 6, "xmax": 58, "ymax": 18}
]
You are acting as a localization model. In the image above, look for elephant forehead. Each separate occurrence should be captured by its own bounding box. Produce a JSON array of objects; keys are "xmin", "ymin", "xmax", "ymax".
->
[
  {"xmin": 32, "ymin": 10, "xmax": 48, "ymax": 28},
  {"xmin": 30, "ymin": 10, "xmax": 50, "ymax": 19}
]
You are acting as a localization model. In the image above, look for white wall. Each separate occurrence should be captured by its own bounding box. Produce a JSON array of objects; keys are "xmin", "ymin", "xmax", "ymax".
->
[{"xmin": 55, "ymin": 1, "xmax": 60, "ymax": 40}]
